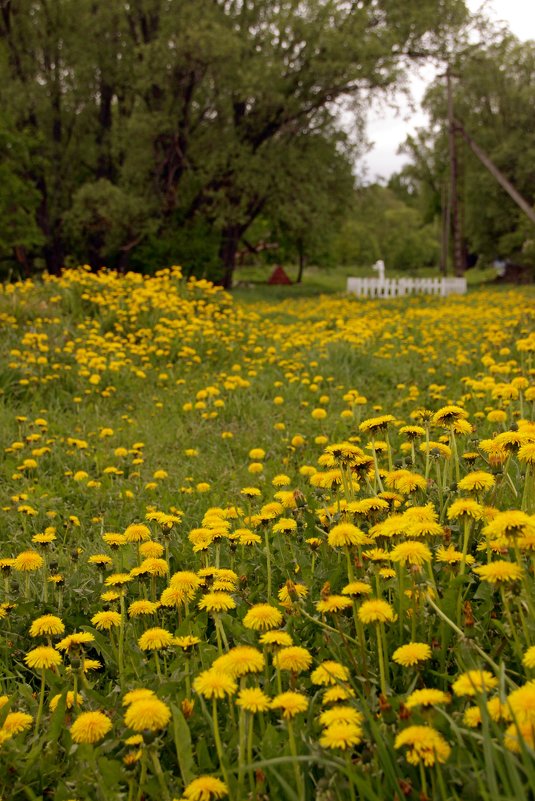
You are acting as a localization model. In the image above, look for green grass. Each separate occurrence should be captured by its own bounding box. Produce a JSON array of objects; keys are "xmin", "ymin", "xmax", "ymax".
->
[
  {"xmin": 0, "ymin": 267, "xmax": 533, "ymax": 801},
  {"xmin": 231, "ymin": 263, "xmax": 510, "ymax": 301}
]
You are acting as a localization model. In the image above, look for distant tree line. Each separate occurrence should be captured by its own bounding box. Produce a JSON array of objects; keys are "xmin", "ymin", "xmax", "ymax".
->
[{"xmin": 0, "ymin": 0, "xmax": 470, "ymax": 286}]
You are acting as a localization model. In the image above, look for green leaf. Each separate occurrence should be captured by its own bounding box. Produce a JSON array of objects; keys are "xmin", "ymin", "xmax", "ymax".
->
[{"xmin": 171, "ymin": 703, "xmax": 196, "ymax": 785}]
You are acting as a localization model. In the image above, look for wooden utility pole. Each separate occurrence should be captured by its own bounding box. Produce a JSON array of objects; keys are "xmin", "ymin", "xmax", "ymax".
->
[
  {"xmin": 455, "ymin": 120, "xmax": 535, "ymax": 227},
  {"xmin": 440, "ymin": 181, "xmax": 450, "ymax": 276},
  {"xmin": 447, "ymin": 67, "xmax": 466, "ymax": 276}
]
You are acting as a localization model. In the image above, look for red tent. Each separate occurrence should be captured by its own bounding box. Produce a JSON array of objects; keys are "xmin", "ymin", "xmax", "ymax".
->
[{"xmin": 268, "ymin": 265, "xmax": 292, "ymax": 285}]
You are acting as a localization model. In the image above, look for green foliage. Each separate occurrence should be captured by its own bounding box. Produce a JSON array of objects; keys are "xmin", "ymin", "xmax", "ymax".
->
[
  {"xmin": 0, "ymin": 269, "xmax": 534, "ymax": 800},
  {"xmin": 330, "ymin": 186, "xmax": 439, "ymax": 271},
  {"xmin": 0, "ymin": 116, "xmax": 44, "ymax": 275},
  {"xmin": 0, "ymin": 0, "xmax": 469, "ymax": 282},
  {"xmin": 128, "ymin": 220, "xmax": 222, "ymax": 279},
  {"xmin": 63, "ymin": 180, "xmax": 154, "ymax": 270},
  {"xmin": 398, "ymin": 35, "xmax": 535, "ymax": 271}
]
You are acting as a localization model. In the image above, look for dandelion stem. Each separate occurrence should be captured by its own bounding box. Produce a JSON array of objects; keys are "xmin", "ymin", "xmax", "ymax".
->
[
  {"xmin": 427, "ymin": 595, "xmax": 517, "ymax": 690},
  {"xmin": 238, "ymin": 703, "xmax": 246, "ymax": 798},
  {"xmin": 345, "ymin": 547, "xmax": 354, "ymax": 583},
  {"xmin": 118, "ymin": 591, "xmax": 126, "ymax": 688},
  {"xmin": 298, "ymin": 606, "xmax": 360, "ymax": 647},
  {"xmin": 149, "ymin": 747, "xmax": 171, "ymax": 801},
  {"xmin": 345, "ymin": 752, "xmax": 356, "ymax": 801},
  {"xmin": 264, "ymin": 528, "xmax": 273, "ymax": 602},
  {"xmin": 153, "ymin": 650, "xmax": 161, "ymax": 678},
  {"xmin": 419, "ymin": 761, "xmax": 428, "ymax": 798},
  {"xmin": 500, "ymin": 586, "xmax": 524, "ymax": 660},
  {"xmin": 287, "ymin": 719, "xmax": 305, "ymax": 801},
  {"xmin": 247, "ymin": 713, "xmax": 255, "ymax": 796},
  {"xmin": 135, "ymin": 749, "xmax": 148, "ymax": 801},
  {"xmin": 34, "ymin": 669, "xmax": 46, "ymax": 735},
  {"xmin": 212, "ymin": 698, "xmax": 231, "ymax": 793},
  {"xmin": 371, "ymin": 442, "xmax": 384, "ymax": 493},
  {"xmin": 375, "ymin": 623, "xmax": 388, "ymax": 698}
]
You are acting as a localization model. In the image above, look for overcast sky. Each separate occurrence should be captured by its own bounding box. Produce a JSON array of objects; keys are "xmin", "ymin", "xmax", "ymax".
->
[{"xmin": 362, "ymin": 0, "xmax": 535, "ymax": 182}]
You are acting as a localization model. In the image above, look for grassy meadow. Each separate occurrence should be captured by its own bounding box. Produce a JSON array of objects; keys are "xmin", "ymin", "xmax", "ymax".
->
[{"xmin": 0, "ymin": 266, "xmax": 534, "ymax": 801}]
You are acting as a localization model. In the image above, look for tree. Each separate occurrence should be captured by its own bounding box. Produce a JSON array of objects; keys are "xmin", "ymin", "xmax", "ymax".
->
[
  {"xmin": 397, "ymin": 34, "xmax": 535, "ymax": 273},
  {"xmin": 0, "ymin": 116, "xmax": 44, "ymax": 276},
  {"xmin": 263, "ymin": 130, "xmax": 357, "ymax": 281},
  {"xmin": 330, "ymin": 185, "xmax": 439, "ymax": 271},
  {"xmin": 0, "ymin": 0, "xmax": 470, "ymax": 284}
]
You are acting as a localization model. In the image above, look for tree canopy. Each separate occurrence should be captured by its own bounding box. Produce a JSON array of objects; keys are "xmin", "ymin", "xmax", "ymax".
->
[
  {"xmin": 397, "ymin": 34, "xmax": 535, "ymax": 273},
  {"xmin": 0, "ymin": 0, "xmax": 469, "ymax": 284}
]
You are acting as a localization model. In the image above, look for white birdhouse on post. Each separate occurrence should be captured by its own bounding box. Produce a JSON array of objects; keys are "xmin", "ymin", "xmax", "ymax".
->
[{"xmin": 372, "ymin": 259, "xmax": 385, "ymax": 281}]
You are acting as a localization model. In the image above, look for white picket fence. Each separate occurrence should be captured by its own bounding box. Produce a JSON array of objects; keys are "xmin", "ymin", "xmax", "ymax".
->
[{"xmin": 347, "ymin": 276, "xmax": 467, "ymax": 298}]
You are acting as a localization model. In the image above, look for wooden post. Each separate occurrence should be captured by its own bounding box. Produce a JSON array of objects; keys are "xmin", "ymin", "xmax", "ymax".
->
[
  {"xmin": 440, "ymin": 180, "xmax": 450, "ymax": 276},
  {"xmin": 455, "ymin": 120, "xmax": 535, "ymax": 227},
  {"xmin": 447, "ymin": 68, "xmax": 466, "ymax": 276}
]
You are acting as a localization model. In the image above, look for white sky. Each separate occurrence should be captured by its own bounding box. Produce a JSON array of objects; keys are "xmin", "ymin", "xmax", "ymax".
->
[{"xmin": 362, "ymin": 0, "xmax": 535, "ymax": 182}]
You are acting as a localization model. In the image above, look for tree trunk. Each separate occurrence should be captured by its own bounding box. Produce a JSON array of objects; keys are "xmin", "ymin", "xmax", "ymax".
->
[
  {"xmin": 43, "ymin": 235, "xmax": 63, "ymax": 275},
  {"xmin": 447, "ymin": 68, "xmax": 466, "ymax": 276},
  {"xmin": 218, "ymin": 225, "xmax": 242, "ymax": 289},
  {"xmin": 296, "ymin": 239, "xmax": 305, "ymax": 283}
]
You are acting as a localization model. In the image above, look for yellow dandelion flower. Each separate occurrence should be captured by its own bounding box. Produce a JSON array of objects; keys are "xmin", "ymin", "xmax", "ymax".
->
[
  {"xmin": 13, "ymin": 551, "xmax": 44, "ymax": 572},
  {"xmin": 390, "ymin": 541, "xmax": 432, "ymax": 566},
  {"xmin": 70, "ymin": 711, "xmax": 112, "ymax": 743},
  {"xmin": 129, "ymin": 600, "xmax": 159, "ymax": 617},
  {"xmin": 270, "ymin": 691, "xmax": 308, "ymax": 719},
  {"xmin": 320, "ymin": 721, "xmax": 362, "ymax": 750},
  {"xmin": 395, "ymin": 725, "xmax": 451, "ymax": 766},
  {"xmin": 193, "ymin": 668, "xmax": 237, "ymax": 699},
  {"xmin": 452, "ymin": 670, "xmax": 498, "ymax": 697},
  {"xmin": 319, "ymin": 706, "xmax": 363, "ymax": 727},
  {"xmin": 122, "ymin": 688, "xmax": 156, "ymax": 706},
  {"xmin": 1, "ymin": 711, "xmax": 33, "ymax": 735},
  {"xmin": 341, "ymin": 581, "xmax": 373, "ymax": 597},
  {"xmin": 457, "ymin": 471, "xmax": 495, "ymax": 493},
  {"xmin": 323, "ymin": 685, "xmax": 356, "ymax": 704},
  {"xmin": 198, "ymin": 592, "xmax": 236, "ymax": 613},
  {"xmin": 522, "ymin": 646, "xmax": 535, "ymax": 669},
  {"xmin": 432, "ymin": 405, "xmax": 468, "ymax": 427},
  {"xmin": 359, "ymin": 415, "xmax": 396, "ymax": 434},
  {"xmin": 24, "ymin": 646, "xmax": 62, "ymax": 670},
  {"xmin": 173, "ymin": 635, "xmax": 201, "ymax": 652},
  {"xmin": 447, "ymin": 499, "xmax": 484, "ymax": 521},
  {"xmin": 56, "ymin": 632, "xmax": 95, "ymax": 652},
  {"xmin": 327, "ymin": 523, "xmax": 370, "ymax": 548},
  {"xmin": 181, "ymin": 775, "xmax": 228, "ymax": 801},
  {"xmin": 273, "ymin": 646, "xmax": 312, "ymax": 673},
  {"xmin": 91, "ymin": 611, "xmax": 122, "ymax": 631},
  {"xmin": 124, "ymin": 697, "xmax": 171, "ymax": 732},
  {"xmin": 506, "ymin": 682, "xmax": 535, "ymax": 724},
  {"xmin": 504, "ymin": 721, "xmax": 535, "ymax": 753},
  {"xmin": 436, "ymin": 545, "xmax": 475, "ymax": 565},
  {"xmin": 259, "ymin": 630, "xmax": 293, "ymax": 647},
  {"xmin": 138, "ymin": 627, "xmax": 173, "ymax": 651},
  {"xmin": 104, "ymin": 573, "xmax": 133, "ymax": 587},
  {"xmin": 311, "ymin": 661, "xmax": 350, "ymax": 686},
  {"xmin": 316, "ymin": 595, "xmax": 352, "ymax": 614},
  {"xmin": 213, "ymin": 646, "xmax": 264, "ymax": 677},
  {"xmin": 49, "ymin": 691, "xmax": 83, "ymax": 711},
  {"xmin": 139, "ymin": 541, "xmax": 165, "ymax": 559},
  {"xmin": 405, "ymin": 688, "xmax": 450, "ymax": 709},
  {"xmin": 243, "ymin": 604, "xmax": 283, "ymax": 631},
  {"xmin": 124, "ymin": 523, "xmax": 151, "ymax": 543},
  {"xmin": 392, "ymin": 642, "xmax": 432, "ymax": 667},
  {"xmin": 236, "ymin": 688, "xmax": 271, "ymax": 713},
  {"xmin": 29, "ymin": 615, "xmax": 65, "ymax": 638},
  {"xmin": 358, "ymin": 599, "xmax": 395, "ymax": 624},
  {"xmin": 473, "ymin": 561, "xmax": 523, "ymax": 584}
]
